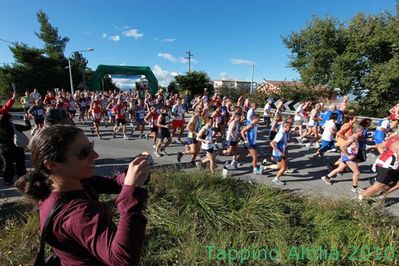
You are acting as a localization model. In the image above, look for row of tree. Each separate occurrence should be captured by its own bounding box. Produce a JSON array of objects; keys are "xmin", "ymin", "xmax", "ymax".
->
[{"xmin": 283, "ymin": 5, "xmax": 399, "ymax": 116}]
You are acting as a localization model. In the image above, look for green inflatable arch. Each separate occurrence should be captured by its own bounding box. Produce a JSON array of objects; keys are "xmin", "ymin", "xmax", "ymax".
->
[{"xmin": 91, "ymin": 65, "xmax": 158, "ymax": 94}]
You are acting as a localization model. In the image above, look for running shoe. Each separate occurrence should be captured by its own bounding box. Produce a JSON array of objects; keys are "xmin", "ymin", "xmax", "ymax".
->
[
  {"xmin": 272, "ymin": 178, "xmax": 285, "ymax": 186},
  {"xmin": 138, "ymin": 134, "xmax": 142, "ymax": 139},
  {"xmin": 144, "ymin": 134, "xmax": 149, "ymax": 140},
  {"xmin": 230, "ymin": 160, "xmax": 238, "ymax": 169},
  {"xmin": 98, "ymin": 135, "xmax": 103, "ymax": 140},
  {"xmin": 124, "ymin": 134, "xmax": 129, "ymax": 140},
  {"xmin": 253, "ymin": 166, "xmax": 263, "ymax": 175},
  {"xmin": 91, "ymin": 127, "xmax": 94, "ymax": 134},
  {"xmin": 152, "ymin": 144, "xmax": 157, "ymax": 149},
  {"xmin": 351, "ymin": 187, "xmax": 365, "ymax": 193},
  {"xmin": 105, "ymin": 123, "xmax": 108, "ymax": 128},
  {"xmin": 285, "ymin": 168, "xmax": 294, "ymax": 173},
  {"xmin": 154, "ymin": 150, "xmax": 161, "ymax": 157},
  {"xmin": 313, "ymin": 142, "xmax": 320, "ymax": 149},
  {"xmin": 321, "ymin": 176, "xmax": 332, "ymax": 185},
  {"xmin": 305, "ymin": 143, "xmax": 312, "ymax": 150},
  {"xmin": 112, "ymin": 132, "xmax": 116, "ymax": 138},
  {"xmin": 160, "ymin": 149, "xmax": 168, "ymax": 156},
  {"xmin": 369, "ymin": 177, "xmax": 376, "ymax": 185},
  {"xmin": 177, "ymin": 152, "xmax": 183, "ymax": 162},
  {"xmin": 176, "ymin": 139, "xmax": 183, "ymax": 144},
  {"xmin": 195, "ymin": 161, "xmax": 202, "ymax": 168}
]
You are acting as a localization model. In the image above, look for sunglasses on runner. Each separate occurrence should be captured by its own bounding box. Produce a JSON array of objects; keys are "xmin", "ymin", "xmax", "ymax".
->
[{"xmin": 75, "ymin": 141, "xmax": 95, "ymax": 160}]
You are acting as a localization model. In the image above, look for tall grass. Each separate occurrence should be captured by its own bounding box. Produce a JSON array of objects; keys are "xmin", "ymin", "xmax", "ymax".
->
[{"xmin": 1, "ymin": 170, "xmax": 399, "ymax": 265}]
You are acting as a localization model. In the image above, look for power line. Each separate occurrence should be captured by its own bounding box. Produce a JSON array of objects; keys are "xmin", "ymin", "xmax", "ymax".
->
[{"xmin": 185, "ymin": 51, "xmax": 194, "ymax": 74}]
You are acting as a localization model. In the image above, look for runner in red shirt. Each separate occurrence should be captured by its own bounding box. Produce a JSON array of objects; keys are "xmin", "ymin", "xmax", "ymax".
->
[
  {"xmin": 144, "ymin": 106, "xmax": 159, "ymax": 148},
  {"xmin": 359, "ymin": 136, "xmax": 399, "ymax": 201},
  {"xmin": 89, "ymin": 101, "xmax": 103, "ymax": 139},
  {"xmin": 44, "ymin": 91, "xmax": 57, "ymax": 109},
  {"xmin": 112, "ymin": 99, "xmax": 129, "ymax": 140}
]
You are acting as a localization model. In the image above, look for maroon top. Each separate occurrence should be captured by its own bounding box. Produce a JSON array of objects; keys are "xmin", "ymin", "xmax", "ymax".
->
[
  {"xmin": 39, "ymin": 172, "xmax": 148, "ymax": 266},
  {"xmin": 0, "ymin": 98, "xmax": 14, "ymax": 115}
]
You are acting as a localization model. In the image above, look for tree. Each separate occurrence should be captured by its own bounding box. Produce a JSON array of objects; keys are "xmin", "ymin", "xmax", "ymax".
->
[
  {"xmin": 102, "ymin": 75, "xmax": 119, "ymax": 91},
  {"xmin": 0, "ymin": 10, "xmax": 88, "ymax": 96},
  {"xmin": 175, "ymin": 71, "xmax": 213, "ymax": 96},
  {"xmin": 35, "ymin": 10, "xmax": 69, "ymax": 60},
  {"xmin": 284, "ymin": 6, "xmax": 399, "ymax": 116}
]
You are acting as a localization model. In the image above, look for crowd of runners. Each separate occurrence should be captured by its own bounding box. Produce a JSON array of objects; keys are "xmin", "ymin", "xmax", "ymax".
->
[{"xmin": 3, "ymin": 86, "xmax": 399, "ymax": 202}]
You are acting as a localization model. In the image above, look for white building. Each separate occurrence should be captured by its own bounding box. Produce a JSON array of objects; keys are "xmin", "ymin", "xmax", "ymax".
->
[{"xmin": 212, "ymin": 80, "xmax": 257, "ymax": 91}]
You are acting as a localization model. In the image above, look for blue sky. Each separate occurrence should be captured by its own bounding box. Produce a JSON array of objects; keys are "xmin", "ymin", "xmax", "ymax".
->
[{"xmin": 0, "ymin": 0, "xmax": 397, "ymax": 87}]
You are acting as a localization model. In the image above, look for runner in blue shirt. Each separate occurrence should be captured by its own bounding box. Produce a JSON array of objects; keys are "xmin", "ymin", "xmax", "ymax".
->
[{"xmin": 270, "ymin": 121, "xmax": 291, "ymax": 185}]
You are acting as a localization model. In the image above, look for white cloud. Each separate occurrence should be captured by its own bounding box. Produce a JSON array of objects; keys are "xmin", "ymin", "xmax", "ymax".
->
[
  {"xmin": 120, "ymin": 63, "xmax": 126, "ymax": 66},
  {"xmin": 112, "ymin": 77, "xmax": 143, "ymax": 90},
  {"xmin": 158, "ymin": 53, "xmax": 177, "ymax": 63},
  {"xmin": 123, "ymin": 28, "xmax": 144, "ymax": 39},
  {"xmin": 102, "ymin": 33, "xmax": 107, "ymax": 38},
  {"xmin": 152, "ymin": 65, "xmax": 178, "ymax": 86},
  {"xmin": 110, "ymin": 35, "xmax": 120, "ymax": 42},
  {"xmin": 158, "ymin": 53, "xmax": 198, "ymax": 64},
  {"xmin": 161, "ymin": 38, "xmax": 176, "ymax": 43},
  {"xmin": 220, "ymin": 72, "xmax": 234, "ymax": 80},
  {"xmin": 231, "ymin": 58, "xmax": 255, "ymax": 65}
]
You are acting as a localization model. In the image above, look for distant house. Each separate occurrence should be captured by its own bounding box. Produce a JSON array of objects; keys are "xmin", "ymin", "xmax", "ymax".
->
[
  {"xmin": 256, "ymin": 80, "xmax": 338, "ymax": 102},
  {"xmin": 212, "ymin": 80, "xmax": 257, "ymax": 91}
]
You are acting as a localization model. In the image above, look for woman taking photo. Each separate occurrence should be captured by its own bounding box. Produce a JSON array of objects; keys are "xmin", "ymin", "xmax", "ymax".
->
[{"xmin": 15, "ymin": 125, "xmax": 150, "ymax": 265}]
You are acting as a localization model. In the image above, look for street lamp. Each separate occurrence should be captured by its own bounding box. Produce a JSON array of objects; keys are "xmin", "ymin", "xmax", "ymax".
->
[
  {"xmin": 67, "ymin": 48, "xmax": 94, "ymax": 95},
  {"xmin": 250, "ymin": 63, "xmax": 255, "ymax": 94}
]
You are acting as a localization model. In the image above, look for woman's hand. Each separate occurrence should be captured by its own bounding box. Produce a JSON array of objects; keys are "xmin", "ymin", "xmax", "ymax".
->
[{"xmin": 124, "ymin": 153, "xmax": 151, "ymax": 187}]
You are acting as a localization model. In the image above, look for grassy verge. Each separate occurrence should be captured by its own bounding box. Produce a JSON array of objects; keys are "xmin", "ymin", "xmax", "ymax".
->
[{"xmin": 1, "ymin": 170, "xmax": 399, "ymax": 265}]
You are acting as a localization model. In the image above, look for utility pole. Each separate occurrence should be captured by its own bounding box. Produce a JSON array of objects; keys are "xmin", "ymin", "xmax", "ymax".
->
[{"xmin": 185, "ymin": 51, "xmax": 193, "ymax": 74}]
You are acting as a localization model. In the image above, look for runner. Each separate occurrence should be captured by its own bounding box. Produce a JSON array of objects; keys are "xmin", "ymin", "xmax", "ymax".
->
[
  {"xmin": 293, "ymin": 101, "xmax": 306, "ymax": 141},
  {"xmin": 43, "ymin": 91, "xmax": 57, "ymax": 109},
  {"xmin": 155, "ymin": 105, "xmax": 172, "ymax": 157},
  {"xmin": 89, "ymin": 101, "xmax": 103, "ymax": 139},
  {"xmin": 112, "ymin": 98, "xmax": 129, "ymax": 140},
  {"xmin": 269, "ymin": 121, "xmax": 291, "ymax": 185},
  {"xmin": 66, "ymin": 96, "xmax": 78, "ymax": 124},
  {"xmin": 389, "ymin": 102, "xmax": 399, "ymax": 130},
  {"xmin": 144, "ymin": 106, "xmax": 160, "ymax": 148},
  {"xmin": 177, "ymin": 107, "xmax": 202, "ymax": 164},
  {"xmin": 321, "ymin": 125, "xmax": 365, "ymax": 193},
  {"xmin": 301, "ymin": 103, "xmax": 321, "ymax": 149},
  {"xmin": 211, "ymin": 103, "xmax": 224, "ymax": 149},
  {"xmin": 263, "ymin": 98, "xmax": 273, "ymax": 128},
  {"xmin": 236, "ymin": 114, "xmax": 263, "ymax": 174},
  {"xmin": 78, "ymin": 94, "xmax": 88, "ymax": 124},
  {"xmin": 373, "ymin": 112, "xmax": 391, "ymax": 146},
  {"xmin": 223, "ymin": 112, "xmax": 241, "ymax": 169},
  {"xmin": 20, "ymin": 91, "xmax": 34, "ymax": 115},
  {"xmin": 28, "ymin": 99, "xmax": 45, "ymax": 136},
  {"xmin": 313, "ymin": 113, "xmax": 338, "ymax": 157},
  {"xmin": 196, "ymin": 117, "xmax": 217, "ymax": 174},
  {"xmin": 359, "ymin": 135, "xmax": 399, "ymax": 200},
  {"xmin": 171, "ymin": 98, "xmax": 186, "ymax": 144},
  {"xmin": 133, "ymin": 99, "xmax": 146, "ymax": 138},
  {"xmin": 106, "ymin": 98, "xmax": 117, "ymax": 128}
]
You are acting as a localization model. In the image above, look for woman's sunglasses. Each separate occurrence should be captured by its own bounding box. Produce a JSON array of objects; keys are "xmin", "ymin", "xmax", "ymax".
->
[{"xmin": 76, "ymin": 141, "xmax": 95, "ymax": 160}]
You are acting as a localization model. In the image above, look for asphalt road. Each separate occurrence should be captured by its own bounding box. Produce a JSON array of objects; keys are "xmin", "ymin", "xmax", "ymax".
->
[{"xmin": 1, "ymin": 113, "xmax": 399, "ymax": 216}]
